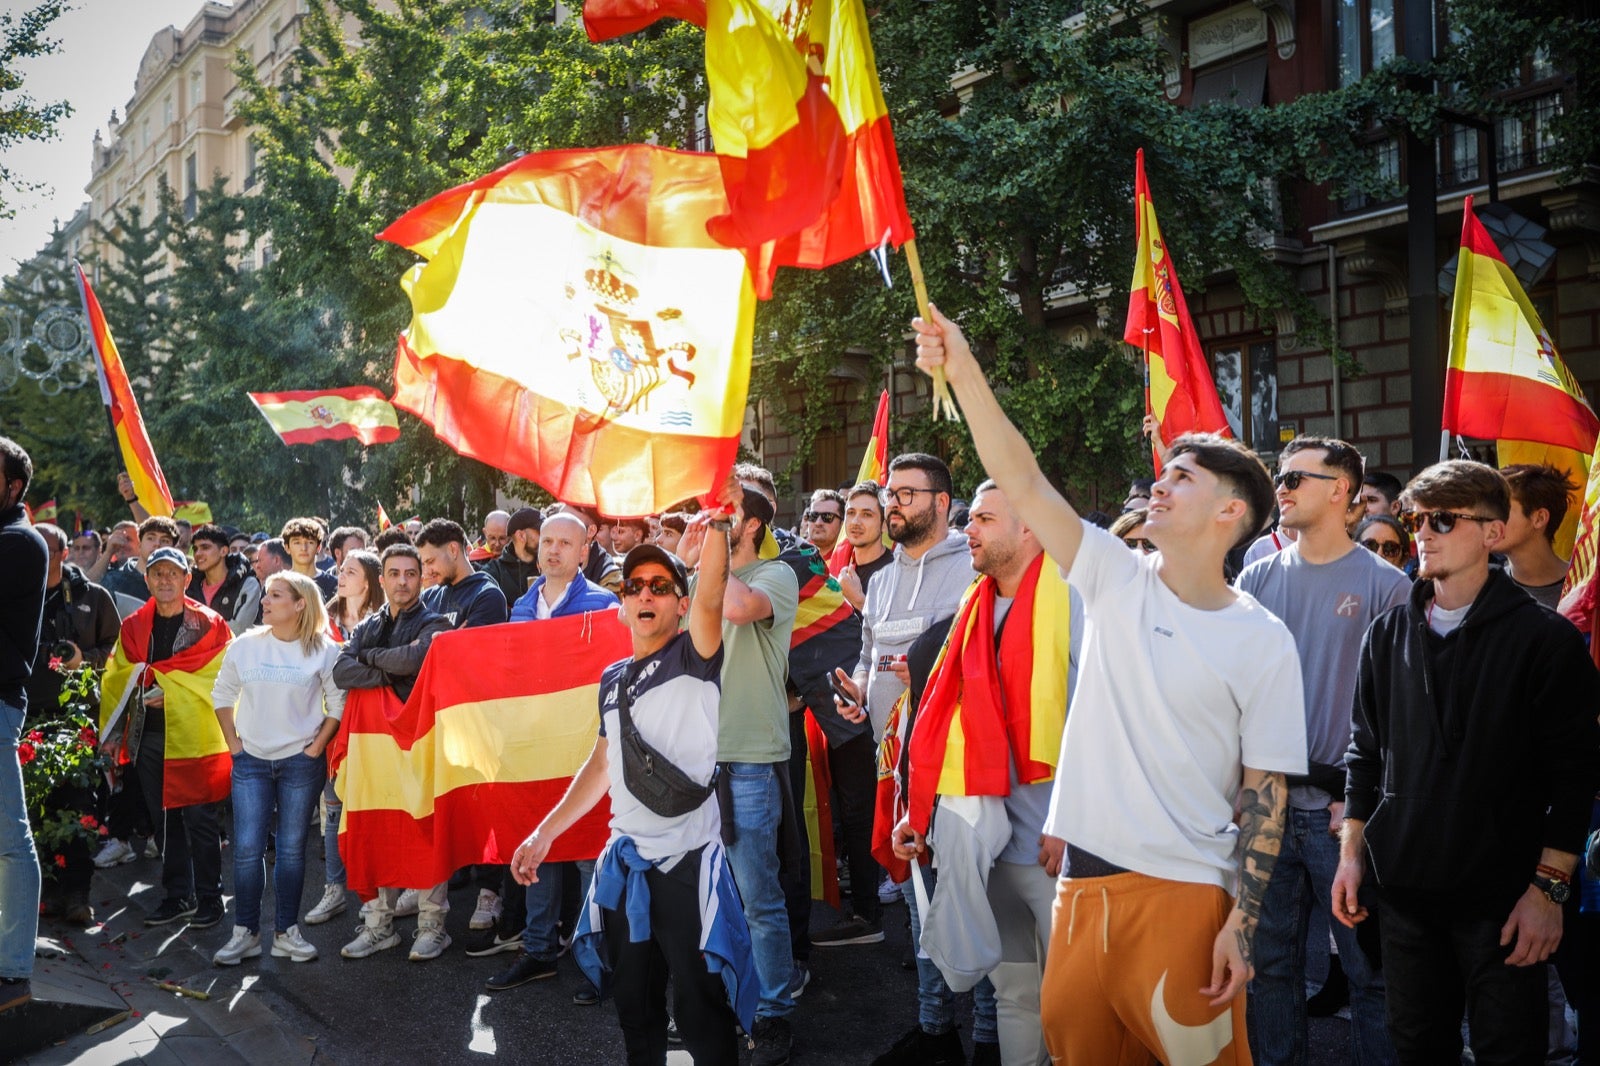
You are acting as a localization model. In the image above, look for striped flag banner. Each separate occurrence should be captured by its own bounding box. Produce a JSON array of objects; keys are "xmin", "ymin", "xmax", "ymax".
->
[
  {"xmin": 247, "ymin": 387, "xmax": 401, "ymax": 446},
  {"xmin": 329, "ymin": 613, "xmax": 630, "ymax": 898}
]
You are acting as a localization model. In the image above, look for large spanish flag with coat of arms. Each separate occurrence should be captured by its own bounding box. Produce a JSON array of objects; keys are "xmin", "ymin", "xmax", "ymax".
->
[
  {"xmin": 328, "ymin": 613, "xmax": 629, "ymax": 900},
  {"xmin": 380, "ymin": 146, "xmax": 755, "ymax": 518},
  {"xmin": 247, "ymin": 387, "xmax": 401, "ymax": 446}
]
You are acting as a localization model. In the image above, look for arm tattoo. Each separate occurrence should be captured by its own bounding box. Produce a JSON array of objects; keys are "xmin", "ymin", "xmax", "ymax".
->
[{"xmin": 1234, "ymin": 770, "xmax": 1287, "ymax": 949}]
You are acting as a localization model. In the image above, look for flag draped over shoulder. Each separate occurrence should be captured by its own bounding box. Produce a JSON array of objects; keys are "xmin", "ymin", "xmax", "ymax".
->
[
  {"xmin": 100, "ymin": 602, "xmax": 232, "ymax": 809},
  {"xmin": 328, "ymin": 614, "xmax": 629, "ymax": 899},
  {"xmin": 74, "ymin": 262, "xmax": 174, "ymax": 517},
  {"xmin": 1124, "ymin": 150, "xmax": 1231, "ymax": 474},
  {"xmin": 380, "ymin": 146, "xmax": 756, "ymax": 518},
  {"xmin": 827, "ymin": 388, "xmax": 889, "ymax": 574},
  {"xmin": 248, "ymin": 387, "xmax": 401, "ymax": 447},
  {"xmin": 905, "ymin": 554, "xmax": 1071, "ymax": 834}
]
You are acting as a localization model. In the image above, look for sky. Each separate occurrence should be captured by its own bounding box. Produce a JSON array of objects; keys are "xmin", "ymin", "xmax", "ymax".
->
[{"xmin": 2, "ymin": 0, "xmax": 205, "ymax": 274}]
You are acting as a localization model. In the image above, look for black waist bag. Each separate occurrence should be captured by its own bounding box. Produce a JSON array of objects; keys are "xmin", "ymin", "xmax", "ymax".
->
[{"xmin": 616, "ymin": 664, "xmax": 717, "ymax": 818}]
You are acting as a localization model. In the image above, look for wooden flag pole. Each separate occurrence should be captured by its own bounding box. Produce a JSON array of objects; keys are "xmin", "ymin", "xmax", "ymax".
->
[{"xmin": 903, "ymin": 238, "xmax": 960, "ymax": 422}]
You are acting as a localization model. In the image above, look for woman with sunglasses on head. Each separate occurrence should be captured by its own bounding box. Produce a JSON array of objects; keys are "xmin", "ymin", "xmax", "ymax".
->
[
  {"xmin": 1109, "ymin": 510, "xmax": 1155, "ymax": 554},
  {"xmin": 1354, "ymin": 514, "xmax": 1412, "ymax": 576}
]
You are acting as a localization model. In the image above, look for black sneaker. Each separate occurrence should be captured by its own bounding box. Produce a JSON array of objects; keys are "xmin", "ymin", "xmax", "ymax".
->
[
  {"xmin": 463, "ymin": 930, "xmax": 523, "ymax": 957},
  {"xmin": 484, "ymin": 951, "xmax": 557, "ymax": 991},
  {"xmin": 751, "ymin": 1016, "xmax": 792, "ymax": 1066},
  {"xmin": 871, "ymin": 1026, "xmax": 964, "ymax": 1066},
  {"xmin": 191, "ymin": 898, "xmax": 226, "ymax": 930},
  {"xmin": 145, "ymin": 896, "xmax": 199, "ymax": 926},
  {"xmin": 811, "ymin": 913, "xmax": 884, "ymax": 946},
  {"xmin": 572, "ymin": 983, "xmax": 599, "ymax": 1006},
  {"xmin": 971, "ymin": 1040, "xmax": 1001, "ymax": 1065},
  {"xmin": 0, "ymin": 978, "xmax": 31, "ymax": 1015}
]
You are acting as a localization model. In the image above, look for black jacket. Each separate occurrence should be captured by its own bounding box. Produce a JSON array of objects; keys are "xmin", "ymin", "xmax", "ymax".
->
[
  {"xmin": 332, "ymin": 600, "xmax": 451, "ymax": 703},
  {"xmin": 1, "ymin": 504, "xmax": 49, "ymax": 710},
  {"xmin": 1347, "ymin": 570, "xmax": 1600, "ymax": 912},
  {"xmin": 27, "ymin": 563, "xmax": 120, "ymax": 713},
  {"xmin": 583, "ymin": 542, "xmax": 623, "ymax": 595},
  {"xmin": 186, "ymin": 552, "xmax": 262, "ymax": 634},
  {"xmin": 421, "ymin": 568, "xmax": 508, "ymax": 629},
  {"xmin": 481, "ymin": 544, "xmax": 540, "ymax": 606}
]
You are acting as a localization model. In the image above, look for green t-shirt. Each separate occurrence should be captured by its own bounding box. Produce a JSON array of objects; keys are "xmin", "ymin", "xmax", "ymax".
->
[{"xmin": 710, "ymin": 557, "xmax": 798, "ymax": 762}]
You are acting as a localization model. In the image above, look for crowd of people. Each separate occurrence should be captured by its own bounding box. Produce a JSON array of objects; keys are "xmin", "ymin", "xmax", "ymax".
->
[{"xmin": 2, "ymin": 307, "xmax": 1599, "ymax": 1066}]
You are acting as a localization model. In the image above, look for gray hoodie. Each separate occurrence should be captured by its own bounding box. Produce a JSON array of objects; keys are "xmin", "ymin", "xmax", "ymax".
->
[{"xmin": 855, "ymin": 529, "xmax": 976, "ymax": 739}]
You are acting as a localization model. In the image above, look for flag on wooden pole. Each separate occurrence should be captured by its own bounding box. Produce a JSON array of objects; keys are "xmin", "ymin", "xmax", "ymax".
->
[{"xmin": 827, "ymin": 388, "xmax": 889, "ymax": 574}]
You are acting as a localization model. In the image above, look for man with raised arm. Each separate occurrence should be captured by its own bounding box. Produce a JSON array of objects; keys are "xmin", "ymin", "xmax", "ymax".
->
[
  {"xmin": 912, "ymin": 306, "xmax": 1306, "ymax": 1065},
  {"xmin": 509, "ymin": 477, "xmax": 755, "ymax": 1066}
]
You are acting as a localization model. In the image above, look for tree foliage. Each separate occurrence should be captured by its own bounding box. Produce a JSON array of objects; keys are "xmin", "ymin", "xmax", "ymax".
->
[{"xmin": 0, "ymin": 0, "xmax": 72, "ymax": 220}]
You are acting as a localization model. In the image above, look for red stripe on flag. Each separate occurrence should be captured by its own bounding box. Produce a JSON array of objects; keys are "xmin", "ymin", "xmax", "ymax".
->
[
  {"xmin": 1442, "ymin": 370, "xmax": 1600, "ymax": 454},
  {"xmin": 277, "ymin": 423, "xmax": 402, "ymax": 447},
  {"xmin": 163, "ymin": 753, "xmax": 232, "ymax": 809},
  {"xmin": 249, "ymin": 386, "xmax": 392, "ymax": 405},
  {"xmin": 804, "ymin": 714, "xmax": 840, "ymax": 909}
]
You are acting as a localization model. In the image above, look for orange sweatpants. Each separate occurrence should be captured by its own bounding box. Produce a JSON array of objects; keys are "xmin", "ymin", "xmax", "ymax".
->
[{"xmin": 1039, "ymin": 871, "xmax": 1251, "ymax": 1066}]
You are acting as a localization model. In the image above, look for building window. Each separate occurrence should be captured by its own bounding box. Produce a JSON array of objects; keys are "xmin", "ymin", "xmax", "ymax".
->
[
  {"xmin": 190, "ymin": 69, "xmax": 202, "ymax": 106},
  {"xmin": 141, "ymin": 118, "xmax": 150, "ymax": 148},
  {"xmin": 183, "ymin": 153, "xmax": 198, "ymax": 220},
  {"xmin": 162, "ymin": 96, "xmax": 173, "ymax": 126},
  {"xmin": 1210, "ymin": 339, "xmax": 1279, "ymax": 454},
  {"xmin": 1334, "ymin": 0, "xmax": 1397, "ymax": 88}
]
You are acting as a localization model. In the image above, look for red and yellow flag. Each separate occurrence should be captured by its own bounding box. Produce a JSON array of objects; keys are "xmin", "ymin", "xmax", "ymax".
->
[
  {"xmin": 801, "ymin": 714, "xmax": 840, "ymax": 908},
  {"xmin": 247, "ymin": 387, "xmax": 401, "ymax": 447},
  {"xmin": 1124, "ymin": 150, "xmax": 1232, "ymax": 473},
  {"xmin": 173, "ymin": 501, "xmax": 213, "ymax": 525},
  {"xmin": 380, "ymin": 145, "xmax": 755, "ymax": 518},
  {"xmin": 827, "ymin": 387, "xmax": 889, "ymax": 574},
  {"xmin": 327, "ymin": 614, "xmax": 628, "ymax": 899},
  {"xmin": 74, "ymin": 262, "xmax": 174, "ymax": 517},
  {"xmin": 583, "ymin": 0, "xmax": 707, "ymax": 40},
  {"xmin": 376, "ymin": 502, "xmax": 393, "ymax": 532},
  {"xmin": 31, "ymin": 500, "xmax": 58, "ymax": 523},
  {"xmin": 101, "ymin": 601, "xmax": 232, "ymax": 808}
]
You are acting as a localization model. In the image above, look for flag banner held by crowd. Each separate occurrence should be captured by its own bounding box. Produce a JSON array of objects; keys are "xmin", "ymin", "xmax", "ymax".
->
[
  {"xmin": 827, "ymin": 388, "xmax": 889, "ymax": 574},
  {"xmin": 74, "ymin": 261, "xmax": 175, "ymax": 517},
  {"xmin": 380, "ymin": 145, "xmax": 756, "ymax": 518},
  {"xmin": 100, "ymin": 602, "xmax": 232, "ymax": 809},
  {"xmin": 247, "ymin": 387, "xmax": 402, "ymax": 447},
  {"xmin": 328, "ymin": 613, "xmax": 629, "ymax": 899},
  {"xmin": 1123, "ymin": 150, "xmax": 1233, "ymax": 474},
  {"xmin": 173, "ymin": 501, "xmax": 213, "ymax": 525}
]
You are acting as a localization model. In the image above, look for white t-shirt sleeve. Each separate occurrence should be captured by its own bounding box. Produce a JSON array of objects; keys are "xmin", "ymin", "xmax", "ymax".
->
[
  {"xmin": 1065, "ymin": 520, "xmax": 1142, "ymax": 609},
  {"xmin": 211, "ymin": 636, "xmax": 245, "ymax": 708},
  {"xmin": 320, "ymin": 643, "xmax": 346, "ymax": 721},
  {"xmin": 1238, "ymin": 621, "xmax": 1310, "ymax": 775}
]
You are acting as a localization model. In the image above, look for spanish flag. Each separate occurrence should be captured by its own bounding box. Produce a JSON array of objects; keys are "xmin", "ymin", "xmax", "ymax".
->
[
  {"xmin": 827, "ymin": 387, "xmax": 889, "ymax": 574},
  {"xmin": 173, "ymin": 501, "xmax": 213, "ymax": 525},
  {"xmin": 1124, "ymin": 150, "xmax": 1232, "ymax": 473},
  {"xmin": 376, "ymin": 502, "xmax": 393, "ymax": 532},
  {"xmin": 1444, "ymin": 196, "xmax": 1599, "ymax": 561},
  {"xmin": 31, "ymin": 500, "xmax": 58, "ymax": 523},
  {"xmin": 583, "ymin": 0, "xmax": 706, "ymax": 40},
  {"xmin": 74, "ymin": 262, "xmax": 174, "ymax": 518},
  {"xmin": 100, "ymin": 601, "xmax": 232, "ymax": 808},
  {"xmin": 328, "ymin": 614, "xmax": 627, "ymax": 899},
  {"xmin": 380, "ymin": 145, "xmax": 756, "ymax": 518},
  {"xmin": 247, "ymin": 387, "xmax": 402, "ymax": 447},
  {"xmin": 905, "ymin": 553, "xmax": 1071, "ymax": 834}
]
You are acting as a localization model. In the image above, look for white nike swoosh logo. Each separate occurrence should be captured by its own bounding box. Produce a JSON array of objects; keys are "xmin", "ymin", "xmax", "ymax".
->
[{"xmin": 1150, "ymin": 971, "xmax": 1234, "ymax": 1066}]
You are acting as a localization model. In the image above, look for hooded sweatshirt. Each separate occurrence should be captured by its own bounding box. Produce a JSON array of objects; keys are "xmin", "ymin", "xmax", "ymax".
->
[
  {"xmin": 855, "ymin": 529, "xmax": 976, "ymax": 739},
  {"xmin": 421, "ymin": 568, "xmax": 509, "ymax": 629}
]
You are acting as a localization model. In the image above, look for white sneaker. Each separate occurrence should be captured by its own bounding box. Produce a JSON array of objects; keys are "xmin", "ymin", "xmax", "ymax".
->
[
  {"xmin": 93, "ymin": 838, "xmax": 136, "ymax": 868},
  {"xmin": 409, "ymin": 924, "xmax": 451, "ymax": 961},
  {"xmin": 877, "ymin": 874, "xmax": 902, "ymax": 905},
  {"xmin": 391, "ymin": 888, "xmax": 421, "ymax": 918},
  {"xmin": 304, "ymin": 883, "xmax": 347, "ymax": 925},
  {"xmin": 340, "ymin": 923, "xmax": 400, "ymax": 959},
  {"xmin": 213, "ymin": 926, "xmax": 262, "ymax": 966},
  {"xmin": 469, "ymin": 889, "xmax": 502, "ymax": 931},
  {"xmin": 143, "ymin": 838, "xmax": 160, "ymax": 859},
  {"xmin": 271, "ymin": 925, "xmax": 318, "ymax": 962}
]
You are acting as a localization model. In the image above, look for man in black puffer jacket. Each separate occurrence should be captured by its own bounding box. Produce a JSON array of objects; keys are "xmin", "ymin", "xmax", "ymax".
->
[
  {"xmin": 481, "ymin": 508, "xmax": 541, "ymax": 605},
  {"xmin": 1333, "ymin": 460, "xmax": 1600, "ymax": 1066},
  {"xmin": 185, "ymin": 524, "xmax": 262, "ymax": 634}
]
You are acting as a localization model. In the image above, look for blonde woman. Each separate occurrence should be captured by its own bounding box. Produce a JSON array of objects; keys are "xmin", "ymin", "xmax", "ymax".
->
[{"xmin": 210, "ymin": 571, "xmax": 344, "ymax": 966}]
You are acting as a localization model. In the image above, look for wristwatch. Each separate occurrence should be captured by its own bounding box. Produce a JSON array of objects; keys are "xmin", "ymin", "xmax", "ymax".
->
[{"xmin": 1532, "ymin": 874, "xmax": 1571, "ymax": 905}]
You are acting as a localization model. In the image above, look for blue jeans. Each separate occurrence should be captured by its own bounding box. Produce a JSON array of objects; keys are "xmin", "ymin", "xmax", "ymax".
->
[
  {"xmin": 723, "ymin": 762, "xmax": 794, "ymax": 1020},
  {"xmin": 231, "ymin": 749, "xmax": 325, "ymax": 934},
  {"xmin": 524, "ymin": 860, "xmax": 593, "ymax": 959},
  {"xmin": 0, "ymin": 698, "xmax": 40, "ymax": 980},
  {"xmin": 901, "ymin": 867, "xmax": 998, "ymax": 1041},
  {"xmin": 322, "ymin": 777, "xmax": 344, "ymax": 885},
  {"xmin": 1247, "ymin": 806, "xmax": 1395, "ymax": 1066}
]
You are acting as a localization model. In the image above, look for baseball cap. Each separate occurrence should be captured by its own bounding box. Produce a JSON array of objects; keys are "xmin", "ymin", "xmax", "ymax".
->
[
  {"xmin": 621, "ymin": 544, "xmax": 689, "ymax": 595},
  {"xmin": 507, "ymin": 507, "xmax": 543, "ymax": 537},
  {"xmin": 147, "ymin": 546, "xmax": 190, "ymax": 572}
]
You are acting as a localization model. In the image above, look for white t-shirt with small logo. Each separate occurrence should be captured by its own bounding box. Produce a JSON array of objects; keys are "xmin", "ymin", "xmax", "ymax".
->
[{"xmin": 1043, "ymin": 522, "xmax": 1308, "ymax": 893}]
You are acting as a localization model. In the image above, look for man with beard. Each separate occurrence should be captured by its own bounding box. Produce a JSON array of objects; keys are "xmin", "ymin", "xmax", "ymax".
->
[{"xmin": 802, "ymin": 490, "xmax": 845, "ymax": 558}]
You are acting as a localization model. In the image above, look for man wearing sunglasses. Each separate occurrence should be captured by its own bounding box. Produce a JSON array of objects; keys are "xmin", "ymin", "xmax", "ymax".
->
[
  {"xmin": 913, "ymin": 307, "xmax": 1306, "ymax": 1066},
  {"xmin": 802, "ymin": 489, "xmax": 845, "ymax": 557},
  {"xmin": 1236, "ymin": 437, "xmax": 1408, "ymax": 1066},
  {"xmin": 1335, "ymin": 460, "xmax": 1600, "ymax": 1064}
]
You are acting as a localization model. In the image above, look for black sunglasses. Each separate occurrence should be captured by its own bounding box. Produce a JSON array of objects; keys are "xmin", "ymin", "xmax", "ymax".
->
[
  {"xmin": 1273, "ymin": 470, "xmax": 1341, "ymax": 491},
  {"xmin": 1123, "ymin": 538, "xmax": 1156, "ymax": 554},
  {"xmin": 1398, "ymin": 510, "xmax": 1495, "ymax": 535},
  {"xmin": 803, "ymin": 511, "xmax": 841, "ymax": 524},
  {"xmin": 1359, "ymin": 538, "xmax": 1404, "ymax": 560},
  {"xmin": 621, "ymin": 576, "xmax": 682, "ymax": 598}
]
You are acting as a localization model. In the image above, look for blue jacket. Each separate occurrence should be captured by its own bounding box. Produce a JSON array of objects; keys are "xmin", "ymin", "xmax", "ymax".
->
[
  {"xmin": 421, "ymin": 569, "xmax": 508, "ymax": 629},
  {"xmin": 509, "ymin": 573, "xmax": 618, "ymax": 621}
]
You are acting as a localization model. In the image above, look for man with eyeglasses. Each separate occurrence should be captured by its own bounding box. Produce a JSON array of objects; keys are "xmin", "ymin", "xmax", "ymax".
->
[
  {"xmin": 1235, "ymin": 437, "xmax": 1407, "ymax": 1066},
  {"xmin": 1334, "ymin": 460, "xmax": 1600, "ymax": 1064},
  {"xmin": 802, "ymin": 489, "xmax": 845, "ymax": 557}
]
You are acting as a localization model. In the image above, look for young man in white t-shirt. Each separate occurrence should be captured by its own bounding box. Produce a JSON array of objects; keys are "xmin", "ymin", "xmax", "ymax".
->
[{"xmin": 913, "ymin": 306, "xmax": 1307, "ymax": 1065}]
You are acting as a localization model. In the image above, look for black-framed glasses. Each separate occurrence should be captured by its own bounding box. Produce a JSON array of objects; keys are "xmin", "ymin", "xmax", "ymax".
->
[
  {"xmin": 1123, "ymin": 538, "xmax": 1156, "ymax": 554},
  {"xmin": 803, "ymin": 511, "xmax": 842, "ymax": 524},
  {"xmin": 1359, "ymin": 538, "xmax": 1404, "ymax": 560},
  {"xmin": 1398, "ymin": 509, "xmax": 1495, "ymax": 535},
  {"xmin": 1273, "ymin": 470, "xmax": 1341, "ymax": 491},
  {"xmin": 621, "ymin": 576, "xmax": 682, "ymax": 598},
  {"xmin": 881, "ymin": 486, "xmax": 938, "ymax": 507}
]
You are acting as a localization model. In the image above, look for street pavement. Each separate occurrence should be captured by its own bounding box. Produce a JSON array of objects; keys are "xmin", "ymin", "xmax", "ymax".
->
[{"xmin": 21, "ymin": 837, "xmax": 1357, "ymax": 1064}]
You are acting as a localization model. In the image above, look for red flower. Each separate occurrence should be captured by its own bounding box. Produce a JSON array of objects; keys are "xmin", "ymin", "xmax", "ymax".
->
[
  {"xmin": 80, "ymin": 814, "xmax": 99, "ymax": 830},
  {"xmin": 17, "ymin": 742, "xmax": 34, "ymax": 765},
  {"xmin": 54, "ymin": 854, "xmax": 66, "ymax": 868},
  {"xmin": 97, "ymin": 825, "xmax": 109, "ymax": 837},
  {"xmin": 26, "ymin": 730, "xmax": 42, "ymax": 743},
  {"xmin": 48, "ymin": 657, "xmax": 63, "ymax": 672},
  {"xmin": 78, "ymin": 726, "xmax": 98, "ymax": 745}
]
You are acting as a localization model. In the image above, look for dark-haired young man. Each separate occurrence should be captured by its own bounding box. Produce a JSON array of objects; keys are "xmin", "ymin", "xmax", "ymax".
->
[
  {"xmin": 1334, "ymin": 460, "xmax": 1600, "ymax": 1065},
  {"xmin": 101, "ymin": 516, "xmax": 180, "ymax": 609},
  {"xmin": 483, "ymin": 508, "xmax": 542, "ymax": 604},
  {"xmin": 416, "ymin": 519, "xmax": 509, "ymax": 631},
  {"xmin": 836, "ymin": 482, "xmax": 891, "ymax": 612},
  {"xmin": 1359, "ymin": 471, "xmax": 1404, "ymax": 518},
  {"xmin": 1497, "ymin": 463, "xmax": 1579, "ymax": 610},
  {"xmin": 1236, "ymin": 438, "xmax": 1406, "ymax": 1066},
  {"xmin": 281, "ymin": 518, "xmax": 337, "ymax": 598},
  {"xmin": 187, "ymin": 524, "xmax": 261, "ymax": 636},
  {"xmin": 914, "ymin": 306, "xmax": 1306, "ymax": 1066}
]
